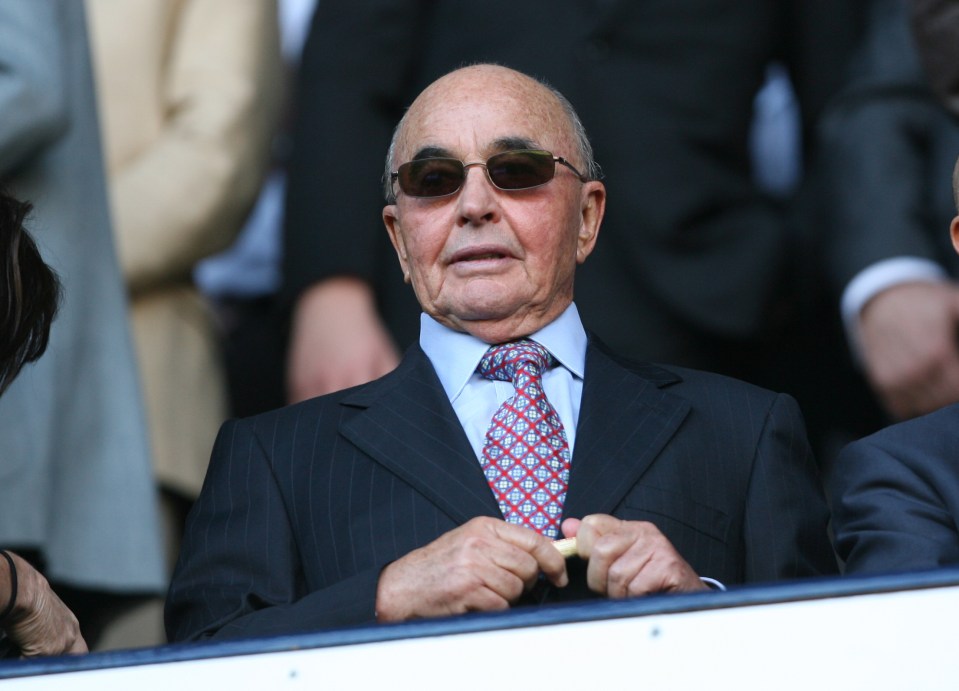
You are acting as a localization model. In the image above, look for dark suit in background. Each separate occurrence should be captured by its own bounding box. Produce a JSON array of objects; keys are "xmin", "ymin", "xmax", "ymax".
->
[
  {"xmin": 166, "ymin": 339, "xmax": 835, "ymax": 642},
  {"xmin": 829, "ymin": 403, "xmax": 959, "ymax": 574},
  {"xmin": 814, "ymin": 0, "xmax": 959, "ymax": 426},
  {"xmin": 283, "ymin": 0, "xmax": 862, "ymax": 381},
  {"xmin": 911, "ymin": 0, "xmax": 959, "ymax": 117},
  {"xmin": 821, "ymin": 0, "xmax": 959, "ymax": 294}
]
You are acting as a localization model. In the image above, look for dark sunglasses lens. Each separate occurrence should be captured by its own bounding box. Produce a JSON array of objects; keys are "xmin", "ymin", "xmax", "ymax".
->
[
  {"xmin": 398, "ymin": 158, "xmax": 464, "ymax": 197},
  {"xmin": 487, "ymin": 151, "xmax": 554, "ymax": 190}
]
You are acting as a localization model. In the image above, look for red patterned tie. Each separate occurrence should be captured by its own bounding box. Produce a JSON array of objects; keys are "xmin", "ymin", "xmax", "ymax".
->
[{"xmin": 476, "ymin": 340, "xmax": 571, "ymax": 539}]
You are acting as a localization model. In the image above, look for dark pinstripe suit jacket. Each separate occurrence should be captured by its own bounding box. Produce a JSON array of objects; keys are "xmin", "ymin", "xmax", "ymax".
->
[{"xmin": 165, "ymin": 339, "xmax": 837, "ymax": 642}]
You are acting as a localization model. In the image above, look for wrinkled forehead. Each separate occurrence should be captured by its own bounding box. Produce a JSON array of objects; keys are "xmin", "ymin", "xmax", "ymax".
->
[{"xmin": 395, "ymin": 67, "xmax": 576, "ymax": 162}]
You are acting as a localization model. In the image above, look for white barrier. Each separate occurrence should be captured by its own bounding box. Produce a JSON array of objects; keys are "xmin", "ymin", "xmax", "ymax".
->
[{"xmin": 2, "ymin": 569, "xmax": 957, "ymax": 690}]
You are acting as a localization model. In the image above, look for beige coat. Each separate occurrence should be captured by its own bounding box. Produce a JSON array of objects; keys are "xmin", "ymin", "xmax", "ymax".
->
[{"xmin": 88, "ymin": 0, "xmax": 282, "ymax": 497}]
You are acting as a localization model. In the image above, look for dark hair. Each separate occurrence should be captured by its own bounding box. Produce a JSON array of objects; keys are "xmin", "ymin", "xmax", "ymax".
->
[{"xmin": 0, "ymin": 189, "xmax": 61, "ymax": 395}]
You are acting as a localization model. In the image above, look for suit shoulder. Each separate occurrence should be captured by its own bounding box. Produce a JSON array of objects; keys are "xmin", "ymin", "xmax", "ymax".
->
[
  {"xmin": 841, "ymin": 401, "xmax": 959, "ymax": 462},
  {"xmin": 219, "ymin": 347, "xmax": 426, "ymax": 442},
  {"xmin": 657, "ymin": 365, "xmax": 804, "ymax": 442},
  {"xmin": 657, "ymin": 363, "xmax": 784, "ymax": 403},
  {"xmin": 223, "ymin": 377, "xmax": 384, "ymax": 434},
  {"xmin": 590, "ymin": 336, "xmax": 789, "ymax": 409},
  {"xmin": 612, "ymin": 351, "xmax": 784, "ymax": 403}
]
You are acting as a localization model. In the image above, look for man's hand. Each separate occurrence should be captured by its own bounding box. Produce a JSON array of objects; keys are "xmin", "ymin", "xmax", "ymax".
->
[
  {"xmin": 859, "ymin": 281, "xmax": 959, "ymax": 420},
  {"xmin": 2, "ymin": 552, "xmax": 87, "ymax": 657},
  {"xmin": 562, "ymin": 515, "xmax": 707, "ymax": 598},
  {"xmin": 375, "ymin": 517, "xmax": 569, "ymax": 622},
  {"xmin": 286, "ymin": 278, "xmax": 401, "ymax": 403}
]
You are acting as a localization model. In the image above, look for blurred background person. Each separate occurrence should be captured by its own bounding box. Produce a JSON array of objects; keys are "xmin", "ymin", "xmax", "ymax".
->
[
  {"xmin": 194, "ymin": 0, "xmax": 317, "ymax": 419},
  {"xmin": 827, "ymin": 152, "xmax": 959, "ymax": 576},
  {"xmin": 1, "ymin": 189, "xmax": 86, "ymax": 658},
  {"xmin": 0, "ymin": 0, "xmax": 164, "ymax": 648},
  {"xmin": 85, "ymin": 0, "xmax": 282, "ymax": 647},
  {"xmin": 911, "ymin": 0, "xmax": 959, "ymax": 117},
  {"xmin": 280, "ymin": 0, "xmax": 866, "ymax": 463},
  {"xmin": 817, "ymin": 0, "xmax": 959, "ymax": 430}
]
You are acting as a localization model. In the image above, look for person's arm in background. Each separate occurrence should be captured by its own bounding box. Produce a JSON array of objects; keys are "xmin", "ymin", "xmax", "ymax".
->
[
  {"xmin": 0, "ymin": 551, "xmax": 86, "ymax": 657},
  {"xmin": 282, "ymin": 0, "xmax": 427, "ymax": 402},
  {"xmin": 287, "ymin": 277, "xmax": 401, "ymax": 400},
  {"xmin": 91, "ymin": 0, "xmax": 283, "ymax": 294},
  {"xmin": 820, "ymin": 0, "xmax": 959, "ymax": 420},
  {"xmin": 848, "ymin": 275, "xmax": 959, "ymax": 420}
]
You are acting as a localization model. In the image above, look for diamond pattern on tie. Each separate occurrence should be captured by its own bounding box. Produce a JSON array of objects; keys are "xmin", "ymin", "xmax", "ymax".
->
[{"xmin": 477, "ymin": 340, "xmax": 571, "ymax": 538}]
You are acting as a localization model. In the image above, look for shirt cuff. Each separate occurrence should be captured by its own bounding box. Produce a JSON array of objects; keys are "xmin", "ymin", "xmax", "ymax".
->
[
  {"xmin": 840, "ymin": 257, "xmax": 948, "ymax": 363},
  {"xmin": 699, "ymin": 576, "xmax": 726, "ymax": 591}
]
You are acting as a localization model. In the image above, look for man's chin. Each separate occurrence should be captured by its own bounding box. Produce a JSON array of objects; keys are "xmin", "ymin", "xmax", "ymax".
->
[
  {"xmin": 449, "ymin": 309, "xmax": 553, "ymax": 344},
  {"xmin": 450, "ymin": 302, "xmax": 525, "ymax": 326},
  {"xmin": 433, "ymin": 291, "xmax": 522, "ymax": 322}
]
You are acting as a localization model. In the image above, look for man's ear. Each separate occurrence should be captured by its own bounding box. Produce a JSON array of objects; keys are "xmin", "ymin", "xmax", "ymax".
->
[
  {"xmin": 951, "ymin": 216, "xmax": 959, "ymax": 257},
  {"xmin": 383, "ymin": 205, "xmax": 411, "ymax": 283},
  {"xmin": 576, "ymin": 181, "xmax": 606, "ymax": 264}
]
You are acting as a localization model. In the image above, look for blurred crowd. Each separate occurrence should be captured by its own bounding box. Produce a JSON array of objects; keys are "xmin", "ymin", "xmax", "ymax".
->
[{"xmin": 1, "ymin": 0, "xmax": 958, "ymax": 652}]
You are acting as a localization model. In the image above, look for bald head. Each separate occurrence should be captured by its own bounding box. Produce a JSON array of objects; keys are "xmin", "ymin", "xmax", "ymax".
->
[
  {"xmin": 380, "ymin": 63, "xmax": 607, "ymax": 343},
  {"xmin": 385, "ymin": 64, "xmax": 599, "ymax": 201}
]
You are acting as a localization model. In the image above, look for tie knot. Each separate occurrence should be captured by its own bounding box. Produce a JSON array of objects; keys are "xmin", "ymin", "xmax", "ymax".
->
[{"xmin": 477, "ymin": 340, "xmax": 555, "ymax": 383}]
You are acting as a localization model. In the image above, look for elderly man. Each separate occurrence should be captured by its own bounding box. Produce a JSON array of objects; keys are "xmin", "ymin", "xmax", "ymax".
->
[
  {"xmin": 829, "ymin": 155, "xmax": 959, "ymax": 574},
  {"xmin": 166, "ymin": 65, "xmax": 835, "ymax": 641}
]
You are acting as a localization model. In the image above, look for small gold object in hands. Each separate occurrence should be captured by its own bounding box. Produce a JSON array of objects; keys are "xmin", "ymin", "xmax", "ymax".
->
[{"xmin": 553, "ymin": 537, "xmax": 578, "ymax": 558}]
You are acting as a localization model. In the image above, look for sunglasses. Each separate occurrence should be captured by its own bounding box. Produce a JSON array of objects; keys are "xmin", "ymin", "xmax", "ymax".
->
[{"xmin": 391, "ymin": 149, "xmax": 588, "ymax": 199}]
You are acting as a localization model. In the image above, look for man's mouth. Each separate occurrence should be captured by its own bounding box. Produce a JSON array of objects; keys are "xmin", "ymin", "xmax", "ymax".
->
[
  {"xmin": 461, "ymin": 252, "xmax": 506, "ymax": 261},
  {"xmin": 450, "ymin": 246, "xmax": 512, "ymax": 264}
]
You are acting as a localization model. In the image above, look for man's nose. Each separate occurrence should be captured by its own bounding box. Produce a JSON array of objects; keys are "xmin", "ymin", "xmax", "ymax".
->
[{"xmin": 456, "ymin": 164, "xmax": 499, "ymax": 225}]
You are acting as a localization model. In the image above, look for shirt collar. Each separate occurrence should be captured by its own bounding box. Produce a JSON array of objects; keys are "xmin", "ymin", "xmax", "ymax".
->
[{"xmin": 419, "ymin": 302, "xmax": 588, "ymax": 402}]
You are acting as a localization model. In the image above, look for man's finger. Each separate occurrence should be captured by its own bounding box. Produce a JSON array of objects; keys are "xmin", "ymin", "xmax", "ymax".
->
[
  {"xmin": 466, "ymin": 561, "xmax": 528, "ymax": 606},
  {"xmin": 576, "ymin": 513, "xmax": 623, "ymax": 560},
  {"xmin": 493, "ymin": 522, "xmax": 568, "ymax": 587}
]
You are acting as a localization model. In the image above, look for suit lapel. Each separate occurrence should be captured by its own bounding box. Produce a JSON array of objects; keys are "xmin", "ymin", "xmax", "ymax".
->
[
  {"xmin": 338, "ymin": 340, "xmax": 690, "ymax": 527},
  {"xmin": 339, "ymin": 346, "xmax": 501, "ymax": 526},
  {"xmin": 564, "ymin": 342, "xmax": 691, "ymax": 518}
]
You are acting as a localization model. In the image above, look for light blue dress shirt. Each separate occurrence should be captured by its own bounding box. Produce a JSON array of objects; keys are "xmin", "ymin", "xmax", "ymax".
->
[
  {"xmin": 419, "ymin": 304, "xmax": 727, "ymax": 591},
  {"xmin": 419, "ymin": 302, "xmax": 587, "ymax": 462}
]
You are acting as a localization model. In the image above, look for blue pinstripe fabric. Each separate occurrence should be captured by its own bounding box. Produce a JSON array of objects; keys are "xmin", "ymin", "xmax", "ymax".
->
[{"xmin": 165, "ymin": 340, "xmax": 837, "ymax": 642}]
